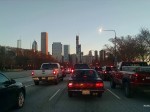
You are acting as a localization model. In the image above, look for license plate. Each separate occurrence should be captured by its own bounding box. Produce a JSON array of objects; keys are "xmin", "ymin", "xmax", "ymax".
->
[
  {"xmin": 146, "ymin": 77, "xmax": 150, "ymax": 79},
  {"xmin": 33, "ymin": 78, "xmax": 39, "ymax": 80},
  {"xmin": 42, "ymin": 77, "xmax": 46, "ymax": 80},
  {"xmin": 82, "ymin": 90, "xmax": 90, "ymax": 95},
  {"xmin": 48, "ymin": 77, "xmax": 54, "ymax": 80}
]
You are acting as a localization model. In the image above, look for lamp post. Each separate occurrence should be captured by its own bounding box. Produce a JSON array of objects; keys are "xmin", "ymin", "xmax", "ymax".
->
[{"xmin": 99, "ymin": 29, "xmax": 117, "ymax": 66}]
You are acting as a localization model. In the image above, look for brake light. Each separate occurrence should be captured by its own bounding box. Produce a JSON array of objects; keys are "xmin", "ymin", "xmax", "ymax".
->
[
  {"xmin": 130, "ymin": 73, "xmax": 138, "ymax": 81},
  {"xmin": 95, "ymin": 82, "xmax": 104, "ymax": 88},
  {"xmin": 68, "ymin": 82, "xmax": 73, "ymax": 88},
  {"xmin": 53, "ymin": 70, "xmax": 57, "ymax": 75},
  {"xmin": 71, "ymin": 69, "xmax": 74, "ymax": 73},
  {"xmin": 32, "ymin": 71, "xmax": 34, "ymax": 76}
]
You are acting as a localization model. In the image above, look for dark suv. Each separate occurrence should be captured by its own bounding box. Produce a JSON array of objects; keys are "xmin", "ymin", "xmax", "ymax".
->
[{"xmin": 101, "ymin": 66, "xmax": 116, "ymax": 80}]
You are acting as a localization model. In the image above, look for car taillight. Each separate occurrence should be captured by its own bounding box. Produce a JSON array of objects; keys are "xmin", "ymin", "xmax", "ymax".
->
[
  {"xmin": 130, "ymin": 74, "xmax": 138, "ymax": 81},
  {"xmin": 32, "ymin": 71, "xmax": 34, "ymax": 76},
  {"xmin": 53, "ymin": 70, "xmax": 57, "ymax": 75},
  {"xmin": 71, "ymin": 69, "xmax": 74, "ymax": 73},
  {"xmin": 95, "ymin": 82, "xmax": 104, "ymax": 88},
  {"xmin": 68, "ymin": 82, "xmax": 74, "ymax": 88}
]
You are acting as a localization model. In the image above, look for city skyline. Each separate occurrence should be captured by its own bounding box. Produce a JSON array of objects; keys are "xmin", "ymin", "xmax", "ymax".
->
[{"xmin": 1, "ymin": 0, "xmax": 150, "ymax": 55}]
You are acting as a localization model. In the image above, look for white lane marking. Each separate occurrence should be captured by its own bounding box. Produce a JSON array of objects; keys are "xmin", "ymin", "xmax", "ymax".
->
[
  {"xmin": 107, "ymin": 89, "xmax": 121, "ymax": 100},
  {"xmin": 25, "ymin": 84, "xmax": 34, "ymax": 88},
  {"xmin": 49, "ymin": 89, "xmax": 60, "ymax": 101}
]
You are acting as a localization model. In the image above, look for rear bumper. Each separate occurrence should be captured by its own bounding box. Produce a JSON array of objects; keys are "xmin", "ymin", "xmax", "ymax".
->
[
  {"xmin": 68, "ymin": 89, "xmax": 105, "ymax": 95},
  {"xmin": 32, "ymin": 76, "xmax": 57, "ymax": 82},
  {"xmin": 130, "ymin": 83, "xmax": 150, "ymax": 92}
]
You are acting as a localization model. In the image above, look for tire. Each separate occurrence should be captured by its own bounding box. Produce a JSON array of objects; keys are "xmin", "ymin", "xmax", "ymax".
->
[
  {"xmin": 124, "ymin": 82, "xmax": 133, "ymax": 98},
  {"xmin": 61, "ymin": 76, "xmax": 63, "ymax": 81},
  {"xmin": 34, "ymin": 81, "xmax": 39, "ymax": 85},
  {"xmin": 68, "ymin": 91, "xmax": 73, "ymax": 97},
  {"xmin": 110, "ymin": 79, "xmax": 116, "ymax": 89},
  {"xmin": 55, "ymin": 78, "xmax": 59, "ymax": 85},
  {"xmin": 16, "ymin": 91, "xmax": 25, "ymax": 108},
  {"xmin": 97, "ymin": 93, "xmax": 102, "ymax": 97}
]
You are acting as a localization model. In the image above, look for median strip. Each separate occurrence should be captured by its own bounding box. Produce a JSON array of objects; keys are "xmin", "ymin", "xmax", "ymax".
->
[
  {"xmin": 107, "ymin": 89, "xmax": 121, "ymax": 100},
  {"xmin": 49, "ymin": 89, "xmax": 60, "ymax": 101}
]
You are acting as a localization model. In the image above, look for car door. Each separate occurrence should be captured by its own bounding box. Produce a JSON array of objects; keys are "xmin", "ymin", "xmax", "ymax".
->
[{"xmin": 0, "ymin": 73, "xmax": 16, "ymax": 111}]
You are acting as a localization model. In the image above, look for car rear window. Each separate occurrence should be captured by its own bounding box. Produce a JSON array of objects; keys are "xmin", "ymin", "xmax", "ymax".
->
[
  {"xmin": 72, "ymin": 70, "xmax": 98, "ymax": 79},
  {"xmin": 74, "ymin": 64, "xmax": 90, "ymax": 69},
  {"xmin": 41, "ymin": 64, "xmax": 58, "ymax": 70},
  {"xmin": 122, "ymin": 62, "xmax": 148, "ymax": 66}
]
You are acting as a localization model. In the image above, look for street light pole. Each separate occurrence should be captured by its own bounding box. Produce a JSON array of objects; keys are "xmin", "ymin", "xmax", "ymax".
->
[{"xmin": 99, "ymin": 29, "xmax": 117, "ymax": 66}]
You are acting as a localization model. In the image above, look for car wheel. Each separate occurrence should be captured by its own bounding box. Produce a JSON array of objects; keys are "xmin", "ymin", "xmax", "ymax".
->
[
  {"xmin": 16, "ymin": 91, "xmax": 25, "ymax": 108},
  {"xmin": 124, "ymin": 82, "xmax": 132, "ymax": 98},
  {"xmin": 97, "ymin": 93, "xmax": 102, "ymax": 97},
  {"xmin": 68, "ymin": 92, "xmax": 73, "ymax": 97},
  {"xmin": 55, "ymin": 78, "xmax": 59, "ymax": 85},
  {"xmin": 110, "ymin": 79, "xmax": 116, "ymax": 89},
  {"xmin": 61, "ymin": 76, "xmax": 63, "ymax": 81},
  {"xmin": 34, "ymin": 81, "xmax": 39, "ymax": 85}
]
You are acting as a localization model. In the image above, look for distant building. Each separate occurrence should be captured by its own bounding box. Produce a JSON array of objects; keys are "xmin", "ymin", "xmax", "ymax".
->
[
  {"xmin": 94, "ymin": 50, "xmax": 98, "ymax": 61},
  {"xmin": 52, "ymin": 42, "xmax": 62, "ymax": 62},
  {"xmin": 64, "ymin": 45, "xmax": 70, "ymax": 62},
  {"xmin": 70, "ymin": 54, "xmax": 77, "ymax": 66},
  {"xmin": 76, "ymin": 35, "xmax": 82, "ymax": 63},
  {"xmin": 17, "ymin": 39, "xmax": 21, "ymax": 48},
  {"xmin": 100, "ymin": 50, "xmax": 106, "ymax": 61},
  {"xmin": 32, "ymin": 40, "xmax": 38, "ymax": 51},
  {"xmin": 41, "ymin": 32, "xmax": 48, "ymax": 55}
]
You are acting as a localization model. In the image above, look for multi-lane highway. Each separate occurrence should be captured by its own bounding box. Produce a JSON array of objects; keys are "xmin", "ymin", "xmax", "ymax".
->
[{"xmin": 4, "ymin": 71, "xmax": 150, "ymax": 112}]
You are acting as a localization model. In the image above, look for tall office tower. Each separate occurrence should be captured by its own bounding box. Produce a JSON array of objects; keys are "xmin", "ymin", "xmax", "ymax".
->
[
  {"xmin": 32, "ymin": 40, "xmax": 38, "ymax": 51},
  {"xmin": 94, "ymin": 50, "xmax": 98, "ymax": 61},
  {"xmin": 17, "ymin": 39, "xmax": 21, "ymax": 48},
  {"xmin": 64, "ymin": 45, "xmax": 70, "ymax": 62},
  {"xmin": 76, "ymin": 35, "xmax": 82, "ymax": 63},
  {"xmin": 100, "ymin": 50, "xmax": 106, "ymax": 61},
  {"xmin": 76, "ymin": 35, "xmax": 79, "ymax": 54},
  {"xmin": 52, "ymin": 42, "xmax": 62, "ymax": 62},
  {"xmin": 41, "ymin": 32, "xmax": 48, "ymax": 55}
]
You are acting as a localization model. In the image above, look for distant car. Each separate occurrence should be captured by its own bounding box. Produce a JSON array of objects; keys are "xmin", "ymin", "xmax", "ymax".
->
[
  {"xmin": 61, "ymin": 66, "xmax": 66, "ymax": 77},
  {"xmin": 65, "ymin": 68, "xmax": 72, "ymax": 74},
  {"xmin": 101, "ymin": 66, "xmax": 116, "ymax": 80},
  {"xmin": 67, "ymin": 69, "xmax": 105, "ymax": 97},
  {"xmin": 0, "ymin": 73, "xmax": 26, "ymax": 112},
  {"xmin": 94, "ymin": 67, "xmax": 102, "ymax": 75},
  {"xmin": 74, "ymin": 63, "xmax": 90, "ymax": 69}
]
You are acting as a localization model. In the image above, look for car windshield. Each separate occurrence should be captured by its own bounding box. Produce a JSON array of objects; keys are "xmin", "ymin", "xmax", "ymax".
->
[
  {"xmin": 74, "ymin": 64, "xmax": 90, "ymax": 69},
  {"xmin": 41, "ymin": 64, "xmax": 58, "ymax": 70},
  {"xmin": 72, "ymin": 70, "xmax": 98, "ymax": 79}
]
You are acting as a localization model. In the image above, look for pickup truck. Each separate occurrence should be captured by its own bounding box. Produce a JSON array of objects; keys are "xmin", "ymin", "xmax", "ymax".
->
[
  {"xmin": 110, "ymin": 61, "xmax": 150, "ymax": 98},
  {"xmin": 32, "ymin": 63, "xmax": 63, "ymax": 85}
]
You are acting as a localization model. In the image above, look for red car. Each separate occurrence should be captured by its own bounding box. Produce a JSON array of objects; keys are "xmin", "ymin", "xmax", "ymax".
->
[{"xmin": 67, "ymin": 69, "xmax": 105, "ymax": 97}]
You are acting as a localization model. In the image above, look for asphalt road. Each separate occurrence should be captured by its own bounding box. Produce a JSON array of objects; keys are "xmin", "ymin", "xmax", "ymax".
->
[{"xmin": 3, "ymin": 71, "xmax": 150, "ymax": 112}]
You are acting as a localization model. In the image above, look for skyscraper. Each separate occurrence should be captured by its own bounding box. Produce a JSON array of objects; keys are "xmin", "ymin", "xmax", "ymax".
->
[
  {"xmin": 32, "ymin": 40, "xmax": 38, "ymax": 51},
  {"xmin": 76, "ymin": 35, "xmax": 81, "ymax": 63},
  {"xmin": 17, "ymin": 39, "xmax": 21, "ymax": 48},
  {"xmin": 64, "ymin": 45, "xmax": 70, "ymax": 62},
  {"xmin": 100, "ymin": 50, "xmax": 106, "ymax": 61},
  {"xmin": 41, "ymin": 32, "xmax": 48, "ymax": 55},
  {"xmin": 94, "ymin": 50, "xmax": 98, "ymax": 61},
  {"xmin": 52, "ymin": 42, "xmax": 62, "ymax": 62},
  {"xmin": 76, "ymin": 35, "xmax": 79, "ymax": 54}
]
